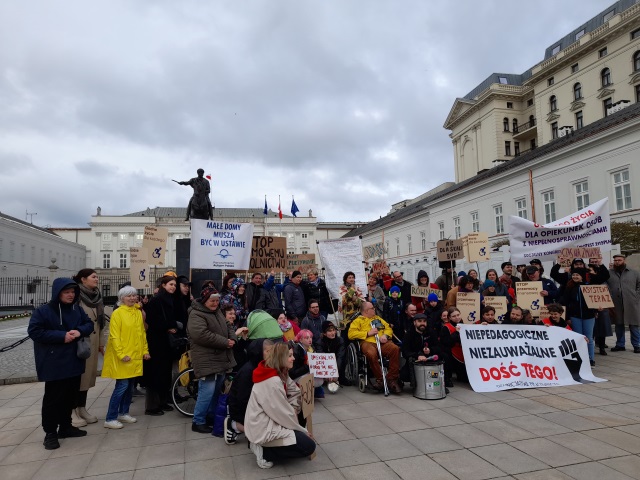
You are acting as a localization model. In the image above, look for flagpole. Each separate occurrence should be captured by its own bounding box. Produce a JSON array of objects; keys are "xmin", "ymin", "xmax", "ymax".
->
[
  {"xmin": 279, "ymin": 195, "xmax": 282, "ymax": 237},
  {"xmin": 292, "ymin": 195, "xmax": 296, "ymax": 254},
  {"xmin": 264, "ymin": 195, "xmax": 268, "ymax": 236}
]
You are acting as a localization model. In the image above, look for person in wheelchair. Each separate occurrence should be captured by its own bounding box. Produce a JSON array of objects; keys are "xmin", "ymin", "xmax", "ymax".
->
[{"xmin": 348, "ymin": 302, "xmax": 402, "ymax": 394}]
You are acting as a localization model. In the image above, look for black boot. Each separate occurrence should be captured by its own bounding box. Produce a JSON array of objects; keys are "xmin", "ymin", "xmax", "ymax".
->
[{"xmin": 43, "ymin": 433, "xmax": 60, "ymax": 450}]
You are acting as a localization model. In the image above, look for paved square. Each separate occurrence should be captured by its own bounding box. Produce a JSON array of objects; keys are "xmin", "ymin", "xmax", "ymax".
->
[{"xmin": 1, "ymin": 347, "xmax": 640, "ymax": 479}]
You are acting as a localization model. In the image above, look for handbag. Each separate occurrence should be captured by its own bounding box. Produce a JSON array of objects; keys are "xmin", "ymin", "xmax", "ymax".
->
[{"xmin": 76, "ymin": 336, "xmax": 91, "ymax": 359}]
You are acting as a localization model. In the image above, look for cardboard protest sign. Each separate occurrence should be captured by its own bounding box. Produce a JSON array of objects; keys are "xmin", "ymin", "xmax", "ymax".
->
[
  {"xmin": 411, "ymin": 285, "xmax": 443, "ymax": 300},
  {"xmin": 509, "ymin": 198, "xmax": 611, "ymax": 263},
  {"xmin": 371, "ymin": 260, "xmax": 390, "ymax": 277},
  {"xmin": 557, "ymin": 247, "xmax": 602, "ymax": 268},
  {"xmin": 467, "ymin": 233, "xmax": 491, "ymax": 262},
  {"xmin": 308, "ymin": 353, "xmax": 339, "ymax": 379},
  {"xmin": 142, "ymin": 225, "xmax": 168, "ymax": 266},
  {"xmin": 457, "ymin": 292, "xmax": 481, "ymax": 324},
  {"xmin": 516, "ymin": 281, "xmax": 544, "ymax": 317},
  {"xmin": 298, "ymin": 374, "xmax": 315, "ymax": 419},
  {"xmin": 437, "ymin": 239, "xmax": 464, "ymax": 262},
  {"xmin": 363, "ymin": 242, "xmax": 386, "ymax": 261},
  {"xmin": 129, "ymin": 248, "xmax": 150, "ymax": 289},
  {"xmin": 580, "ymin": 285, "xmax": 615, "ymax": 309},
  {"xmin": 460, "ymin": 324, "xmax": 606, "ymax": 392},
  {"xmin": 317, "ymin": 237, "xmax": 367, "ymax": 300},
  {"xmin": 286, "ymin": 254, "xmax": 316, "ymax": 275},
  {"xmin": 190, "ymin": 220, "xmax": 254, "ymax": 270},
  {"xmin": 249, "ymin": 236, "xmax": 287, "ymax": 272},
  {"xmin": 484, "ymin": 296, "xmax": 508, "ymax": 323},
  {"xmin": 539, "ymin": 304, "xmax": 550, "ymax": 321}
]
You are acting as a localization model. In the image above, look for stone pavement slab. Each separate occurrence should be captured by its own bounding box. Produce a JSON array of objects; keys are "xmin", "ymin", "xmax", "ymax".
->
[{"xmin": 0, "ymin": 345, "xmax": 638, "ymax": 479}]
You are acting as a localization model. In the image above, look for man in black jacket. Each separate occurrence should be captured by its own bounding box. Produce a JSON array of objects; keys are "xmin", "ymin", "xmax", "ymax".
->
[{"xmin": 402, "ymin": 314, "xmax": 441, "ymax": 388}]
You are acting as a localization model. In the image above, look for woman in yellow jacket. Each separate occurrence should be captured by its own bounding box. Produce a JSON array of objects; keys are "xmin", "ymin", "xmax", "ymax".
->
[{"xmin": 102, "ymin": 286, "xmax": 150, "ymax": 429}]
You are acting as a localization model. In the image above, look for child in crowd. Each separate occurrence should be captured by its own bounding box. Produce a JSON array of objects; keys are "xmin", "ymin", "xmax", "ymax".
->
[
  {"xmin": 424, "ymin": 293, "xmax": 444, "ymax": 323},
  {"xmin": 384, "ymin": 286, "xmax": 405, "ymax": 341},
  {"xmin": 541, "ymin": 303, "xmax": 572, "ymax": 330},
  {"xmin": 272, "ymin": 309, "xmax": 299, "ymax": 341},
  {"xmin": 290, "ymin": 329, "xmax": 324, "ymax": 398},
  {"xmin": 320, "ymin": 321, "xmax": 349, "ymax": 387}
]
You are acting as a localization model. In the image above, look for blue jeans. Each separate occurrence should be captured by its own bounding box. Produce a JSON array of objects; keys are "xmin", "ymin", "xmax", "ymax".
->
[
  {"xmin": 106, "ymin": 378, "xmax": 134, "ymax": 421},
  {"xmin": 192, "ymin": 374, "xmax": 225, "ymax": 426},
  {"xmin": 615, "ymin": 324, "xmax": 640, "ymax": 348},
  {"xmin": 570, "ymin": 317, "xmax": 595, "ymax": 361}
]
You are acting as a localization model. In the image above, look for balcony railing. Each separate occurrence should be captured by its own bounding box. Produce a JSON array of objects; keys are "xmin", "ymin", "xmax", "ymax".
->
[
  {"xmin": 513, "ymin": 118, "xmax": 536, "ymax": 134},
  {"xmin": 515, "ymin": 145, "xmax": 536, "ymax": 157}
]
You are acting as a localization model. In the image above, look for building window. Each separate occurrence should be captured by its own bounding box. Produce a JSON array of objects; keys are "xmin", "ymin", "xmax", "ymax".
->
[
  {"xmin": 574, "ymin": 181, "xmax": 589, "ymax": 210},
  {"xmin": 603, "ymin": 10, "xmax": 614, "ymax": 22},
  {"xmin": 549, "ymin": 95, "xmax": 557, "ymax": 111},
  {"xmin": 601, "ymin": 68, "xmax": 612, "ymax": 87},
  {"xmin": 505, "ymin": 141, "xmax": 511, "ymax": 156},
  {"xmin": 102, "ymin": 233, "xmax": 112, "ymax": 241},
  {"xmin": 548, "ymin": 77, "xmax": 554, "ymax": 86},
  {"xmin": 471, "ymin": 212, "xmax": 479, "ymax": 233},
  {"xmin": 301, "ymin": 233, "xmax": 308, "ymax": 238},
  {"xmin": 599, "ymin": 47, "xmax": 608, "ymax": 58},
  {"xmin": 543, "ymin": 190, "xmax": 556, "ymax": 223},
  {"xmin": 503, "ymin": 117, "xmax": 509, "ymax": 131},
  {"xmin": 119, "ymin": 253, "xmax": 127, "ymax": 268},
  {"xmin": 530, "ymin": 138, "xmax": 537, "ymax": 150},
  {"xmin": 632, "ymin": 27, "xmax": 640, "ymax": 40},
  {"xmin": 498, "ymin": 77, "xmax": 508, "ymax": 84},
  {"xmin": 395, "ymin": 238, "xmax": 400, "ymax": 256},
  {"xmin": 438, "ymin": 222, "xmax": 445, "ymax": 240},
  {"xmin": 571, "ymin": 63, "xmax": 579, "ymax": 73},
  {"xmin": 551, "ymin": 122, "xmax": 559, "ymax": 139},
  {"xmin": 103, "ymin": 253, "xmax": 111, "ymax": 269},
  {"xmin": 576, "ymin": 111, "xmax": 583, "ymax": 129},
  {"xmin": 102, "ymin": 285, "xmax": 111, "ymax": 297},
  {"xmin": 552, "ymin": 45, "xmax": 560, "ymax": 55},
  {"xmin": 301, "ymin": 250, "xmax": 308, "ymax": 254},
  {"xmin": 512, "ymin": 118, "xmax": 518, "ymax": 132},
  {"xmin": 514, "ymin": 142, "xmax": 520, "ymax": 156},
  {"xmin": 494, "ymin": 205, "xmax": 504, "ymax": 234},
  {"xmin": 636, "ymin": 84, "xmax": 640, "ymax": 103},
  {"xmin": 506, "ymin": 102, "xmax": 513, "ymax": 109},
  {"xmin": 634, "ymin": 51, "xmax": 640, "ymax": 71},
  {"xmin": 407, "ymin": 234, "xmax": 412, "ymax": 254},
  {"xmin": 573, "ymin": 83, "xmax": 582, "ymax": 100},
  {"xmin": 288, "ymin": 250, "xmax": 295, "ymax": 255},
  {"xmin": 613, "ymin": 169, "xmax": 632, "ymax": 211},
  {"xmin": 453, "ymin": 217, "xmax": 461, "ymax": 239},
  {"xmin": 527, "ymin": 98, "xmax": 534, "ymax": 107},
  {"xmin": 516, "ymin": 198, "xmax": 528, "ymax": 219},
  {"xmin": 421, "ymin": 231, "xmax": 426, "ymax": 251},
  {"xmin": 575, "ymin": 29, "xmax": 585, "ymax": 41},
  {"xmin": 603, "ymin": 97, "xmax": 613, "ymax": 116}
]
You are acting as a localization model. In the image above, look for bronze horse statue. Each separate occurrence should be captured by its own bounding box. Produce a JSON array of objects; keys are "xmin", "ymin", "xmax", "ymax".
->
[{"xmin": 174, "ymin": 169, "xmax": 214, "ymax": 220}]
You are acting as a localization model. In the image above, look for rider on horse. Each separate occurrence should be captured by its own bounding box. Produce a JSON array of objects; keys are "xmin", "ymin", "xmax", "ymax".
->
[{"xmin": 178, "ymin": 169, "xmax": 214, "ymax": 220}]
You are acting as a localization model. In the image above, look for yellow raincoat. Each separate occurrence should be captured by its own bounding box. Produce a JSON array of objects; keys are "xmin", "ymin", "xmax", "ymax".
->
[{"xmin": 102, "ymin": 304, "xmax": 149, "ymax": 379}]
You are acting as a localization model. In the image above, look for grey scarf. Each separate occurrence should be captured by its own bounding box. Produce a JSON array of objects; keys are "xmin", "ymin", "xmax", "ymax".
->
[{"xmin": 78, "ymin": 284, "xmax": 105, "ymax": 330}]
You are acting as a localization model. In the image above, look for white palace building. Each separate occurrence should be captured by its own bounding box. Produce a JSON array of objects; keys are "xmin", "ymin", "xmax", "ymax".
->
[{"xmin": 347, "ymin": 0, "xmax": 640, "ymax": 280}]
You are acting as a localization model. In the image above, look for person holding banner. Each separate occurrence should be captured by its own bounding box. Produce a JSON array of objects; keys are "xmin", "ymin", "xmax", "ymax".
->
[
  {"xmin": 481, "ymin": 270, "xmax": 511, "ymax": 302},
  {"xmin": 502, "ymin": 306, "xmax": 525, "ymax": 325},
  {"xmin": 412, "ymin": 271, "xmax": 439, "ymax": 314},
  {"xmin": 321, "ymin": 321, "xmax": 349, "ymax": 386},
  {"xmin": 523, "ymin": 265, "xmax": 558, "ymax": 305},
  {"xmin": 560, "ymin": 268, "xmax": 599, "ymax": 366},
  {"xmin": 441, "ymin": 307, "xmax": 467, "ymax": 383},
  {"xmin": 445, "ymin": 276, "xmax": 475, "ymax": 309},
  {"xmin": 244, "ymin": 343, "xmax": 315, "ymax": 469},
  {"xmin": 541, "ymin": 303, "xmax": 571, "ymax": 330}
]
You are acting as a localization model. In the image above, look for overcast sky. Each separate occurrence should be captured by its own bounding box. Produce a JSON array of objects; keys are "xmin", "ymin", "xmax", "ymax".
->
[{"xmin": 0, "ymin": 0, "xmax": 614, "ymax": 227}]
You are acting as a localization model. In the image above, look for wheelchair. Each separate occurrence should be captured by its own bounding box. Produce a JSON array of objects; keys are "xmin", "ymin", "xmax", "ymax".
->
[
  {"xmin": 344, "ymin": 337, "xmax": 405, "ymax": 395},
  {"xmin": 171, "ymin": 349, "xmax": 197, "ymax": 417}
]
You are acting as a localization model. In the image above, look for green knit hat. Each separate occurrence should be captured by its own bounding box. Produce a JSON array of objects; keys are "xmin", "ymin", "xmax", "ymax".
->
[{"xmin": 247, "ymin": 309, "xmax": 283, "ymax": 340}]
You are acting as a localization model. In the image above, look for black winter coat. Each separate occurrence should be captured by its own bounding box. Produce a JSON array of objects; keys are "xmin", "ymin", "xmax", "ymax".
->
[{"xmin": 143, "ymin": 289, "xmax": 177, "ymax": 392}]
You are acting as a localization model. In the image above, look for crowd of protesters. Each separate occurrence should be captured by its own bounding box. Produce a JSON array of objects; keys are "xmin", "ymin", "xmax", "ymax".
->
[{"xmin": 27, "ymin": 253, "xmax": 640, "ymax": 468}]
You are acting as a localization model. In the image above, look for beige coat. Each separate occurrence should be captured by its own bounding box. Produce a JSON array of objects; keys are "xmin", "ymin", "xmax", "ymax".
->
[
  {"xmin": 78, "ymin": 300, "xmax": 107, "ymax": 391},
  {"xmin": 244, "ymin": 375, "xmax": 307, "ymax": 447}
]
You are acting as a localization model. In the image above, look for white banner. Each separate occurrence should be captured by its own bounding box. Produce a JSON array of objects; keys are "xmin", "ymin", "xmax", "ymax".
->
[
  {"xmin": 460, "ymin": 324, "xmax": 606, "ymax": 392},
  {"xmin": 509, "ymin": 198, "xmax": 611, "ymax": 264},
  {"xmin": 317, "ymin": 237, "xmax": 367, "ymax": 299},
  {"xmin": 190, "ymin": 219, "xmax": 254, "ymax": 270}
]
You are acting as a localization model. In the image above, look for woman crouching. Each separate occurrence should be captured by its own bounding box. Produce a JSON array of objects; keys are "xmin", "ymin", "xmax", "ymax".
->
[{"xmin": 245, "ymin": 343, "xmax": 316, "ymax": 469}]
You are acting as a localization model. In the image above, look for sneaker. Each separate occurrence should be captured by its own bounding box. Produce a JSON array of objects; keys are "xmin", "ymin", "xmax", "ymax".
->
[
  {"xmin": 224, "ymin": 417, "xmax": 237, "ymax": 445},
  {"xmin": 590, "ymin": 360, "xmax": 596, "ymax": 367},
  {"xmin": 58, "ymin": 426, "xmax": 87, "ymax": 438},
  {"xmin": 43, "ymin": 433, "xmax": 60, "ymax": 450},
  {"xmin": 249, "ymin": 442, "xmax": 273, "ymax": 469},
  {"xmin": 117, "ymin": 414, "xmax": 137, "ymax": 424},
  {"xmin": 104, "ymin": 420, "xmax": 124, "ymax": 429},
  {"xmin": 634, "ymin": 347, "xmax": 640, "ymax": 354}
]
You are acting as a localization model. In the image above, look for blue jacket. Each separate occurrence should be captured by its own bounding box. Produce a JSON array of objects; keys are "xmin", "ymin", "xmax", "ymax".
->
[{"xmin": 28, "ymin": 278, "xmax": 94, "ymax": 382}]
